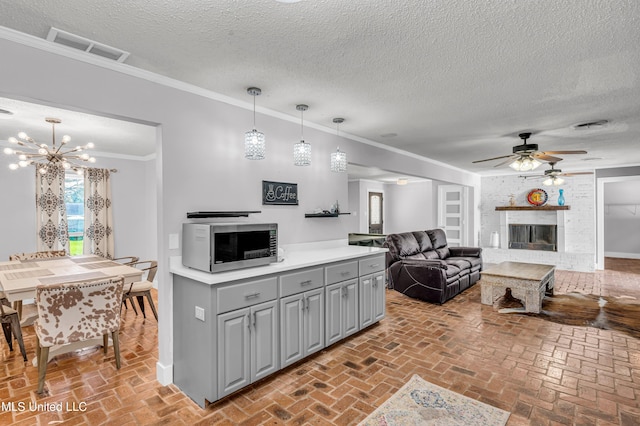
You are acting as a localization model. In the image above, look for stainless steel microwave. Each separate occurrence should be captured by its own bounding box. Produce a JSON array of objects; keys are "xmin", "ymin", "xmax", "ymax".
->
[{"xmin": 182, "ymin": 223, "xmax": 278, "ymax": 273}]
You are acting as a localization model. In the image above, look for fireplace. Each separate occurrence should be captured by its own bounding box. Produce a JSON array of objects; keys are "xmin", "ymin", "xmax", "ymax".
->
[{"xmin": 509, "ymin": 224, "xmax": 557, "ymax": 251}]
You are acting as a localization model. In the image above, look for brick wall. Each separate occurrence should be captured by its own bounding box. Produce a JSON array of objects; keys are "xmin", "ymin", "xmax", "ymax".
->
[{"xmin": 480, "ymin": 174, "xmax": 596, "ymax": 271}]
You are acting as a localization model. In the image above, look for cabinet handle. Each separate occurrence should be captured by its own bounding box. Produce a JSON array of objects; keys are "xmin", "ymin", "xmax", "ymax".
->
[
  {"xmin": 369, "ymin": 264, "xmax": 380, "ymax": 268},
  {"xmin": 342, "ymin": 286, "xmax": 347, "ymax": 298},
  {"xmin": 340, "ymin": 271, "xmax": 351, "ymax": 276},
  {"xmin": 300, "ymin": 279, "xmax": 312, "ymax": 286},
  {"xmin": 244, "ymin": 292, "xmax": 261, "ymax": 299},
  {"xmin": 246, "ymin": 314, "xmax": 252, "ymax": 331},
  {"xmin": 253, "ymin": 312, "xmax": 257, "ymax": 329},
  {"xmin": 305, "ymin": 297, "xmax": 310, "ymax": 311}
]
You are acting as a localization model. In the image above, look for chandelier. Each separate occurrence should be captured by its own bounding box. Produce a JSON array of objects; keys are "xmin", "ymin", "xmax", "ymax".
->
[
  {"xmin": 4, "ymin": 117, "xmax": 96, "ymax": 174},
  {"xmin": 244, "ymin": 87, "xmax": 266, "ymax": 160},
  {"xmin": 293, "ymin": 104, "xmax": 311, "ymax": 166},
  {"xmin": 330, "ymin": 118, "xmax": 347, "ymax": 172}
]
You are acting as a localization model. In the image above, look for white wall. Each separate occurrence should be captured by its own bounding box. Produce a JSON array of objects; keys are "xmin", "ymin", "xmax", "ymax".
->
[
  {"xmin": 603, "ymin": 180, "xmax": 640, "ymax": 258},
  {"xmin": 0, "ymin": 155, "xmax": 156, "ymax": 262},
  {"xmin": 384, "ymin": 181, "xmax": 434, "ymax": 234},
  {"xmin": 0, "ymin": 31, "xmax": 481, "ymax": 385}
]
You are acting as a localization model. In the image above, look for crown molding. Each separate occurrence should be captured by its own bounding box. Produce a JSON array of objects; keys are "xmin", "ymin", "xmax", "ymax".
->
[{"xmin": 0, "ymin": 26, "xmax": 479, "ymax": 178}]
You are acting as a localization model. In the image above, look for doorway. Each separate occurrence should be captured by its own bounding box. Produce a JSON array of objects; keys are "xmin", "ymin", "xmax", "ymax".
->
[
  {"xmin": 437, "ymin": 185, "xmax": 468, "ymax": 247},
  {"xmin": 368, "ymin": 191, "xmax": 383, "ymax": 234}
]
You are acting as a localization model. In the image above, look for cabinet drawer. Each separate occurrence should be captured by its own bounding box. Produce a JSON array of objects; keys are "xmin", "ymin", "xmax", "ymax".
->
[
  {"xmin": 279, "ymin": 267, "xmax": 324, "ymax": 298},
  {"xmin": 217, "ymin": 277, "xmax": 278, "ymax": 314},
  {"xmin": 325, "ymin": 261, "xmax": 358, "ymax": 285},
  {"xmin": 359, "ymin": 255, "xmax": 385, "ymax": 275}
]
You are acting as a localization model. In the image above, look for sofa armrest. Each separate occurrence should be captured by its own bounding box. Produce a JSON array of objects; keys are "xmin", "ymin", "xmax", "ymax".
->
[
  {"xmin": 387, "ymin": 259, "xmax": 448, "ymax": 304},
  {"xmin": 449, "ymin": 247, "xmax": 482, "ymax": 257}
]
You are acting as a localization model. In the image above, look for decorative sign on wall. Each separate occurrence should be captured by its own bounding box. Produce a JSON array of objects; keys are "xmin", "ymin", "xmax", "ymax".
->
[{"xmin": 262, "ymin": 180, "xmax": 298, "ymax": 205}]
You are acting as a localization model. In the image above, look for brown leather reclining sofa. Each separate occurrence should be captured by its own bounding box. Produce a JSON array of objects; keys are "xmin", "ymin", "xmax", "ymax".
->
[{"xmin": 383, "ymin": 229, "xmax": 482, "ymax": 304}]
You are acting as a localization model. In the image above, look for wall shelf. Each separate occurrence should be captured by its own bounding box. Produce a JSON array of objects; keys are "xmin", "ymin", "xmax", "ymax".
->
[
  {"xmin": 305, "ymin": 212, "xmax": 351, "ymax": 218},
  {"xmin": 186, "ymin": 211, "xmax": 261, "ymax": 218},
  {"xmin": 495, "ymin": 206, "xmax": 570, "ymax": 211}
]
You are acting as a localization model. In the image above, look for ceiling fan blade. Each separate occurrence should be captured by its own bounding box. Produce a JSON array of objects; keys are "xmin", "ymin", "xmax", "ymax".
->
[
  {"xmin": 561, "ymin": 172, "xmax": 594, "ymax": 176},
  {"xmin": 541, "ymin": 150, "xmax": 588, "ymax": 155},
  {"xmin": 518, "ymin": 175, "xmax": 545, "ymax": 179},
  {"xmin": 493, "ymin": 156, "xmax": 518, "ymax": 168},
  {"xmin": 472, "ymin": 154, "xmax": 515, "ymax": 163},
  {"xmin": 532, "ymin": 153, "xmax": 563, "ymax": 162}
]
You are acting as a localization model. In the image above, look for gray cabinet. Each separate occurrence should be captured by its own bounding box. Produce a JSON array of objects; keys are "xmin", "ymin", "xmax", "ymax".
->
[
  {"xmin": 325, "ymin": 278, "xmax": 359, "ymax": 346},
  {"xmin": 217, "ymin": 299, "xmax": 278, "ymax": 398},
  {"xmin": 173, "ymin": 251, "xmax": 386, "ymax": 407},
  {"xmin": 359, "ymin": 271, "xmax": 385, "ymax": 329},
  {"xmin": 280, "ymin": 287, "xmax": 324, "ymax": 367}
]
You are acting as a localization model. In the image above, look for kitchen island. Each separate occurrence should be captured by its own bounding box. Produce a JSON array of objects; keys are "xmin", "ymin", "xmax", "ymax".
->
[{"xmin": 170, "ymin": 240, "xmax": 387, "ymax": 407}]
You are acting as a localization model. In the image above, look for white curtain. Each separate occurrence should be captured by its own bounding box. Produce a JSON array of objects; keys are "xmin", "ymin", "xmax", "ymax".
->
[
  {"xmin": 35, "ymin": 164, "xmax": 69, "ymax": 252},
  {"xmin": 83, "ymin": 168, "xmax": 114, "ymax": 259}
]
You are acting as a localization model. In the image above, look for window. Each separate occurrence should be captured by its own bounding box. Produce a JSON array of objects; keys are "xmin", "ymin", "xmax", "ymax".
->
[{"xmin": 64, "ymin": 173, "xmax": 84, "ymax": 255}]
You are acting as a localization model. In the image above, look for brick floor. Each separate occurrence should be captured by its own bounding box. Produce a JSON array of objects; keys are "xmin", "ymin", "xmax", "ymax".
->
[{"xmin": 0, "ymin": 258, "xmax": 638, "ymax": 425}]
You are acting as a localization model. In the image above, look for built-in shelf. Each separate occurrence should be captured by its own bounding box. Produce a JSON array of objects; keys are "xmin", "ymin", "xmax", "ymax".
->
[
  {"xmin": 495, "ymin": 206, "xmax": 570, "ymax": 211},
  {"xmin": 186, "ymin": 211, "xmax": 261, "ymax": 218},
  {"xmin": 304, "ymin": 212, "xmax": 351, "ymax": 218}
]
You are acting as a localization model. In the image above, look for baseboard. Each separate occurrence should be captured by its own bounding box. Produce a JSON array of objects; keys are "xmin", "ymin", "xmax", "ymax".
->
[
  {"xmin": 156, "ymin": 361, "xmax": 173, "ymax": 386},
  {"xmin": 605, "ymin": 252, "xmax": 640, "ymax": 260}
]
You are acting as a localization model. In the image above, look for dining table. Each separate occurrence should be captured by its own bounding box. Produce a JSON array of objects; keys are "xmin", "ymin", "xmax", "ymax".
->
[{"xmin": 0, "ymin": 254, "xmax": 143, "ymax": 364}]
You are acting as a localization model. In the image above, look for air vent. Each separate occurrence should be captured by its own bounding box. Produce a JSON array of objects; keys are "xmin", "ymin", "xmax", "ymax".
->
[
  {"xmin": 573, "ymin": 120, "xmax": 609, "ymax": 130},
  {"xmin": 46, "ymin": 27, "xmax": 130, "ymax": 63}
]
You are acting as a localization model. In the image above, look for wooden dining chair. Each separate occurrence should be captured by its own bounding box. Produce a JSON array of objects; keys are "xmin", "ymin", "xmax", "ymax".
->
[
  {"xmin": 34, "ymin": 276, "xmax": 125, "ymax": 394},
  {"xmin": 113, "ymin": 256, "xmax": 140, "ymax": 310},
  {"xmin": 9, "ymin": 250, "xmax": 68, "ymax": 318},
  {"xmin": 122, "ymin": 261, "xmax": 158, "ymax": 321},
  {"xmin": 0, "ymin": 295, "xmax": 28, "ymax": 362}
]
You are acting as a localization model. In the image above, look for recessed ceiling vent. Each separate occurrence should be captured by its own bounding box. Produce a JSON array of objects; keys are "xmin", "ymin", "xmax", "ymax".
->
[
  {"xmin": 46, "ymin": 27, "xmax": 130, "ymax": 63},
  {"xmin": 573, "ymin": 120, "xmax": 609, "ymax": 130}
]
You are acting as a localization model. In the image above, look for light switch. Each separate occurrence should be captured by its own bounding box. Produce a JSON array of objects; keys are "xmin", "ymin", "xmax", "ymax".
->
[
  {"xmin": 195, "ymin": 306, "xmax": 205, "ymax": 322},
  {"xmin": 169, "ymin": 233, "xmax": 179, "ymax": 249}
]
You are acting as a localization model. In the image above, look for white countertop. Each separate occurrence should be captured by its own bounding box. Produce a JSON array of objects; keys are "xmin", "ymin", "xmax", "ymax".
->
[{"xmin": 170, "ymin": 240, "xmax": 387, "ymax": 285}]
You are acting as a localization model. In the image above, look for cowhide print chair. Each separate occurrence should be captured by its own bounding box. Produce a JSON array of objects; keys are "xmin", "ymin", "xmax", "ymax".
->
[
  {"xmin": 34, "ymin": 277, "xmax": 125, "ymax": 394},
  {"xmin": 0, "ymin": 297, "xmax": 27, "ymax": 362},
  {"xmin": 9, "ymin": 250, "xmax": 67, "ymax": 318},
  {"xmin": 122, "ymin": 261, "xmax": 158, "ymax": 321}
]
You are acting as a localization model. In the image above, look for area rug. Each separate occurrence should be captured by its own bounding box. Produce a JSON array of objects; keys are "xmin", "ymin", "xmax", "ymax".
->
[
  {"xmin": 497, "ymin": 292, "xmax": 640, "ymax": 339},
  {"xmin": 358, "ymin": 374, "xmax": 510, "ymax": 426}
]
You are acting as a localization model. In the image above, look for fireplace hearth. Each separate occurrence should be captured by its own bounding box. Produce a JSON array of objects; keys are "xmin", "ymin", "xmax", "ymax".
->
[{"xmin": 509, "ymin": 224, "xmax": 557, "ymax": 251}]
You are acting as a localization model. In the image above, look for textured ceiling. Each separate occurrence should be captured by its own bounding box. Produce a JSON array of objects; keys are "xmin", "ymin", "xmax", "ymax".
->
[{"xmin": 0, "ymin": 0, "xmax": 639, "ymax": 176}]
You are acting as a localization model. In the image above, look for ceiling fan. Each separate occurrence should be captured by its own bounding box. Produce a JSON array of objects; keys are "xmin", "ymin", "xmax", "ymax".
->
[
  {"xmin": 472, "ymin": 132, "xmax": 588, "ymax": 171},
  {"xmin": 519, "ymin": 162, "xmax": 594, "ymax": 186}
]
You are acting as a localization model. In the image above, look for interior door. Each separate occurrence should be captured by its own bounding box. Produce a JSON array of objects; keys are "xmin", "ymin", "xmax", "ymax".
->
[
  {"xmin": 437, "ymin": 185, "xmax": 468, "ymax": 247},
  {"xmin": 368, "ymin": 192, "xmax": 383, "ymax": 234}
]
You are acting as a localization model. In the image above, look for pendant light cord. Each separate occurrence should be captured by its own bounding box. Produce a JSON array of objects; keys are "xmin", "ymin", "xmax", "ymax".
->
[
  {"xmin": 300, "ymin": 110, "xmax": 304, "ymax": 140},
  {"xmin": 253, "ymin": 95, "xmax": 257, "ymax": 129}
]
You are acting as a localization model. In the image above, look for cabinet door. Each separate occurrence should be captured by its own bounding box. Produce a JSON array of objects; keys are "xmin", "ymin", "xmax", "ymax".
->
[
  {"xmin": 217, "ymin": 308, "xmax": 251, "ymax": 398},
  {"xmin": 280, "ymin": 294, "xmax": 304, "ymax": 368},
  {"xmin": 252, "ymin": 300, "xmax": 279, "ymax": 382},
  {"xmin": 325, "ymin": 282, "xmax": 344, "ymax": 346},
  {"xmin": 343, "ymin": 279, "xmax": 359, "ymax": 337},
  {"xmin": 304, "ymin": 288, "xmax": 324, "ymax": 356},
  {"xmin": 373, "ymin": 272, "xmax": 386, "ymax": 322},
  {"xmin": 359, "ymin": 275, "xmax": 374, "ymax": 329}
]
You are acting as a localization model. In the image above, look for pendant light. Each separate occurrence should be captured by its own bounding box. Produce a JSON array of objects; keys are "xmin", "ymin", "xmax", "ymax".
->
[
  {"xmin": 330, "ymin": 118, "xmax": 347, "ymax": 173},
  {"xmin": 244, "ymin": 87, "xmax": 265, "ymax": 160},
  {"xmin": 293, "ymin": 104, "xmax": 311, "ymax": 166}
]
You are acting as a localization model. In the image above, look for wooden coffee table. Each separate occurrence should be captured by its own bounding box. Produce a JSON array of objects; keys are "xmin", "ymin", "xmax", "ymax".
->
[{"xmin": 480, "ymin": 261, "xmax": 555, "ymax": 313}]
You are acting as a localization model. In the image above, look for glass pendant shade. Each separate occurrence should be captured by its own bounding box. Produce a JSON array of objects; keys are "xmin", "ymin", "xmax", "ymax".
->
[
  {"xmin": 294, "ymin": 104, "xmax": 310, "ymax": 166},
  {"xmin": 509, "ymin": 156, "xmax": 541, "ymax": 171},
  {"xmin": 543, "ymin": 176, "xmax": 564, "ymax": 186},
  {"xmin": 244, "ymin": 87, "xmax": 265, "ymax": 160},
  {"xmin": 294, "ymin": 140, "xmax": 311, "ymax": 166},
  {"xmin": 244, "ymin": 129, "xmax": 265, "ymax": 160},
  {"xmin": 330, "ymin": 149, "xmax": 347, "ymax": 172}
]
